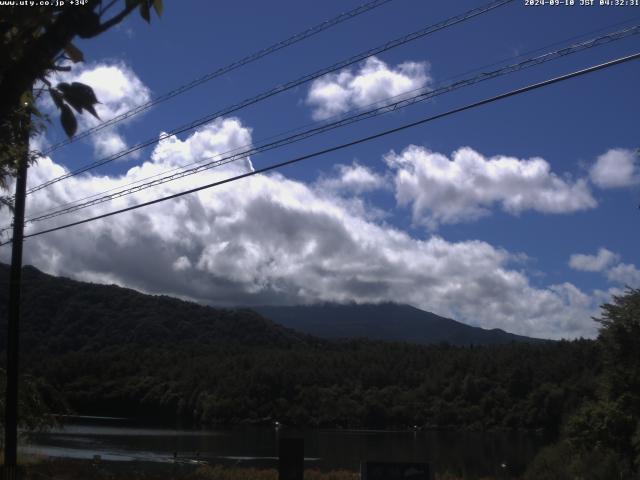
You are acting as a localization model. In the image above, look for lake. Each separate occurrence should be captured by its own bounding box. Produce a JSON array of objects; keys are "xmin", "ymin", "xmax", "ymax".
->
[{"xmin": 23, "ymin": 417, "xmax": 547, "ymax": 477}]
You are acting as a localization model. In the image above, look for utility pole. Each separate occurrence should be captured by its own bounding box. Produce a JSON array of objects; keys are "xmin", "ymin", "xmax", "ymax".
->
[{"xmin": 3, "ymin": 114, "xmax": 30, "ymax": 472}]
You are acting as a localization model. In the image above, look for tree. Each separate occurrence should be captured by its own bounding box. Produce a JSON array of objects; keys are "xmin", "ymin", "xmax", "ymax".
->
[
  {"xmin": 595, "ymin": 287, "xmax": 640, "ymax": 406},
  {"xmin": 0, "ymin": 0, "xmax": 163, "ymax": 191},
  {"xmin": 0, "ymin": 0, "xmax": 162, "ymax": 469},
  {"xmin": 532, "ymin": 289, "xmax": 640, "ymax": 477},
  {"xmin": 0, "ymin": 368, "xmax": 68, "ymax": 433},
  {"xmin": 592, "ymin": 288, "xmax": 640, "ymax": 472}
]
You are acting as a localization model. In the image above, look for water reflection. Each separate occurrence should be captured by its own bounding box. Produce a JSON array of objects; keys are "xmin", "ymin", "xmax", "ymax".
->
[{"xmin": 23, "ymin": 417, "xmax": 547, "ymax": 477}]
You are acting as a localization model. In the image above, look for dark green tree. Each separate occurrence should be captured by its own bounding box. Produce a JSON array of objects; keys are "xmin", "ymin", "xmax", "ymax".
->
[
  {"xmin": 0, "ymin": 1, "xmax": 162, "ymax": 468},
  {"xmin": 0, "ymin": 368, "xmax": 68, "ymax": 432},
  {"xmin": 527, "ymin": 288, "xmax": 640, "ymax": 478},
  {"xmin": 0, "ymin": 0, "xmax": 163, "ymax": 192},
  {"xmin": 595, "ymin": 287, "xmax": 640, "ymax": 407},
  {"xmin": 589, "ymin": 287, "xmax": 640, "ymax": 472}
]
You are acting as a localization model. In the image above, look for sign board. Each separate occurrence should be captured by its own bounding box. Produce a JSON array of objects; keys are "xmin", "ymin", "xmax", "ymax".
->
[{"xmin": 361, "ymin": 461, "xmax": 430, "ymax": 480}]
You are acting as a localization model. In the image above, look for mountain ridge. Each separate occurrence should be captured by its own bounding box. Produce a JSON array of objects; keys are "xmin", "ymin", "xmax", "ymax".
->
[
  {"xmin": 0, "ymin": 263, "xmax": 545, "ymax": 347},
  {"xmin": 0, "ymin": 263, "xmax": 314, "ymax": 352},
  {"xmin": 0, "ymin": 264, "xmax": 591, "ymax": 433},
  {"xmin": 252, "ymin": 302, "xmax": 548, "ymax": 346}
]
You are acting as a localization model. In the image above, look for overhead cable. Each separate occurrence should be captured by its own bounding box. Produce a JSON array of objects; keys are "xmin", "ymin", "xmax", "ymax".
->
[
  {"xmin": 16, "ymin": 24, "xmax": 640, "ymax": 228},
  {"xmin": 42, "ymin": 0, "xmax": 395, "ymax": 154},
  {"xmin": 26, "ymin": 0, "xmax": 514, "ymax": 195},
  {"xmin": 2, "ymin": 51, "xmax": 636, "ymax": 246}
]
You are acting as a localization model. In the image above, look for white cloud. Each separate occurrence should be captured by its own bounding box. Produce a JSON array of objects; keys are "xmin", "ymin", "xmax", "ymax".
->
[
  {"xmin": 606, "ymin": 263, "xmax": 640, "ymax": 287},
  {"xmin": 306, "ymin": 56, "xmax": 430, "ymax": 120},
  {"xmin": 317, "ymin": 162, "xmax": 386, "ymax": 194},
  {"xmin": 385, "ymin": 146, "xmax": 597, "ymax": 228},
  {"xmin": 45, "ymin": 62, "xmax": 151, "ymax": 158},
  {"xmin": 0, "ymin": 119, "xmax": 608, "ymax": 340},
  {"xmin": 568, "ymin": 247, "xmax": 640, "ymax": 288},
  {"xmin": 173, "ymin": 256, "xmax": 192, "ymax": 272},
  {"xmin": 569, "ymin": 248, "xmax": 620, "ymax": 272},
  {"xmin": 92, "ymin": 131, "xmax": 128, "ymax": 157},
  {"xmin": 589, "ymin": 148, "xmax": 639, "ymax": 189}
]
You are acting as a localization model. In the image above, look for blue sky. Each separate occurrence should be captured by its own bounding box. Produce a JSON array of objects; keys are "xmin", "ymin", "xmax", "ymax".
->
[{"xmin": 3, "ymin": 0, "xmax": 639, "ymax": 339}]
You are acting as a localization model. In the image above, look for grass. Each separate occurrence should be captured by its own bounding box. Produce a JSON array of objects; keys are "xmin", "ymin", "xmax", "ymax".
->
[
  {"xmin": 10, "ymin": 462, "xmax": 350, "ymax": 480},
  {"xmin": 5, "ymin": 457, "xmax": 503, "ymax": 480}
]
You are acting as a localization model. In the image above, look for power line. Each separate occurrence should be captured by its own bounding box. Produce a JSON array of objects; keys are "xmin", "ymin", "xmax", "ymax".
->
[
  {"xmin": 30, "ymin": 0, "xmax": 513, "ymax": 193},
  {"xmin": 42, "ymin": 0, "xmax": 395, "ymax": 154},
  {"xmin": 3, "ymin": 51, "xmax": 637, "ymax": 247},
  {"xmin": 440, "ymin": 15, "xmax": 640, "ymax": 84},
  {"xmin": 43, "ymin": 16, "xmax": 638, "ymax": 212},
  {"xmin": 23, "ymin": 18, "xmax": 640, "ymax": 224},
  {"xmin": 14, "ymin": 24, "xmax": 639, "ymax": 229},
  {"xmin": 25, "ymin": 0, "xmax": 514, "ymax": 196}
]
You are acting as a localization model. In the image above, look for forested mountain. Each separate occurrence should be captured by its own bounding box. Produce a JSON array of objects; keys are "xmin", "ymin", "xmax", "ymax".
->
[
  {"xmin": 0, "ymin": 264, "xmax": 543, "ymax": 351},
  {"xmin": 254, "ymin": 303, "xmax": 546, "ymax": 346},
  {"xmin": 0, "ymin": 264, "xmax": 600, "ymax": 434},
  {"xmin": 0, "ymin": 264, "xmax": 313, "ymax": 352}
]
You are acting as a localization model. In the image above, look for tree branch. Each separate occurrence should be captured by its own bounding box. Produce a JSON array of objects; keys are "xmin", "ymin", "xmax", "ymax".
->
[
  {"xmin": 89, "ymin": 1, "xmax": 139, "ymax": 37},
  {"xmin": 0, "ymin": 1, "xmax": 141, "ymax": 121},
  {"xmin": 100, "ymin": 0, "xmax": 119, "ymax": 17}
]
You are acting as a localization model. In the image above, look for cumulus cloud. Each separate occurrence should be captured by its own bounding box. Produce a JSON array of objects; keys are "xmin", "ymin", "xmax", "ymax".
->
[
  {"xmin": 0, "ymin": 118, "xmax": 608, "ymax": 340},
  {"xmin": 45, "ymin": 62, "xmax": 151, "ymax": 157},
  {"xmin": 385, "ymin": 146, "xmax": 597, "ymax": 228},
  {"xmin": 606, "ymin": 263, "xmax": 640, "ymax": 287},
  {"xmin": 316, "ymin": 162, "xmax": 386, "ymax": 194},
  {"xmin": 568, "ymin": 248, "xmax": 640, "ymax": 288},
  {"xmin": 589, "ymin": 148, "xmax": 639, "ymax": 189},
  {"xmin": 306, "ymin": 56, "xmax": 430, "ymax": 120},
  {"xmin": 569, "ymin": 248, "xmax": 620, "ymax": 272},
  {"xmin": 92, "ymin": 131, "xmax": 128, "ymax": 158}
]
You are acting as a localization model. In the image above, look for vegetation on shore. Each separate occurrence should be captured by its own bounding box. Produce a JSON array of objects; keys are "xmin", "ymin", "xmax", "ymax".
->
[
  {"xmin": 0, "ymin": 265, "xmax": 599, "ymax": 433},
  {"xmin": 521, "ymin": 288, "xmax": 640, "ymax": 478},
  {"xmin": 7, "ymin": 459, "xmax": 495, "ymax": 480},
  {"xmin": 1, "ymin": 265, "xmax": 639, "ymax": 476}
]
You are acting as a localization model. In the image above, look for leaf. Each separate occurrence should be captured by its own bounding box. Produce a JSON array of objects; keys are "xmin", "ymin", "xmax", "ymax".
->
[
  {"xmin": 57, "ymin": 82, "xmax": 100, "ymax": 119},
  {"xmin": 84, "ymin": 103, "xmax": 100, "ymax": 119},
  {"xmin": 76, "ymin": 11, "xmax": 101, "ymax": 39},
  {"xmin": 73, "ymin": 82, "xmax": 98, "ymax": 103},
  {"xmin": 139, "ymin": 0, "xmax": 150, "ymax": 22},
  {"xmin": 57, "ymin": 83, "xmax": 83, "ymax": 114},
  {"xmin": 152, "ymin": 0, "xmax": 163, "ymax": 17},
  {"xmin": 60, "ymin": 104, "xmax": 77, "ymax": 138},
  {"xmin": 49, "ymin": 88, "xmax": 64, "ymax": 109},
  {"xmin": 64, "ymin": 42, "xmax": 84, "ymax": 63}
]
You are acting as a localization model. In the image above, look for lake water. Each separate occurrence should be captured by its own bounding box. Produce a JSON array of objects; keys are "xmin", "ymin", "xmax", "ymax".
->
[{"xmin": 22, "ymin": 417, "xmax": 547, "ymax": 477}]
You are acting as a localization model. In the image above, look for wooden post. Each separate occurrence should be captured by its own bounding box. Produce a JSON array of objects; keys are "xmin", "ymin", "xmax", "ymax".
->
[
  {"xmin": 278, "ymin": 438, "xmax": 304, "ymax": 480},
  {"xmin": 3, "ymin": 116, "xmax": 29, "ymax": 472}
]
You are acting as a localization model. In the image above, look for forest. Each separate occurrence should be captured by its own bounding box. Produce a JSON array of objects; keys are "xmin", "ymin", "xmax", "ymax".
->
[
  {"xmin": 29, "ymin": 339, "xmax": 598, "ymax": 432},
  {"xmin": 0, "ymin": 264, "xmax": 639, "ymax": 477}
]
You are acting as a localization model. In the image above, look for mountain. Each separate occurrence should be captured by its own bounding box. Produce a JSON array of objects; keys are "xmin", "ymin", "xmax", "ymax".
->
[
  {"xmin": 0, "ymin": 264, "xmax": 592, "ymax": 432},
  {"xmin": 253, "ymin": 303, "xmax": 547, "ymax": 346},
  {"xmin": 0, "ymin": 264, "xmax": 544, "ymax": 350},
  {"xmin": 0, "ymin": 264, "xmax": 312, "ymax": 352}
]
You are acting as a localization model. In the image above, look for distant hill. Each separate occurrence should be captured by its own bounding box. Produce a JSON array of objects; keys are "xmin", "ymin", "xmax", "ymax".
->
[
  {"xmin": 0, "ymin": 264, "xmax": 312, "ymax": 352},
  {"xmin": 0, "ymin": 264, "xmax": 593, "ymax": 432},
  {"xmin": 0, "ymin": 264, "xmax": 545, "ymax": 351},
  {"xmin": 253, "ymin": 303, "xmax": 547, "ymax": 346}
]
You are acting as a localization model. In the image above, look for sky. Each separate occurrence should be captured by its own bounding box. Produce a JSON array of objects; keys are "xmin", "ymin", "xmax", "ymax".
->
[{"xmin": 1, "ymin": 0, "xmax": 639, "ymax": 339}]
